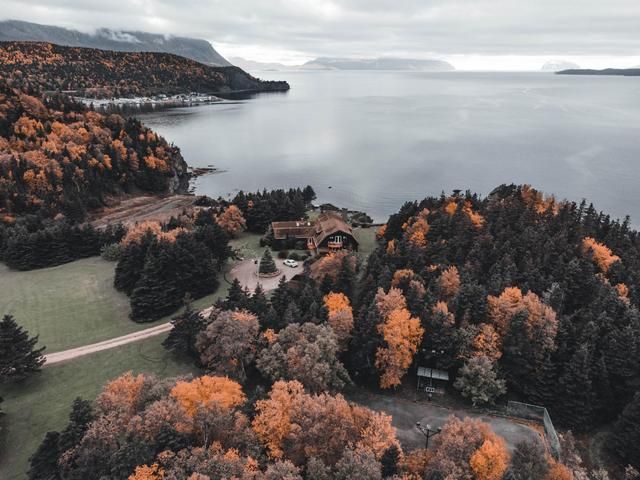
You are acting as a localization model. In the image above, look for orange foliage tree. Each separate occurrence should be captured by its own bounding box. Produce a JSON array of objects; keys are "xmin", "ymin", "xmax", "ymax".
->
[
  {"xmin": 374, "ymin": 288, "xmax": 424, "ymax": 388},
  {"xmin": 170, "ymin": 375, "xmax": 246, "ymax": 418},
  {"xmin": 324, "ymin": 292, "xmax": 354, "ymax": 349},
  {"xmin": 438, "ymin": 265, "xmax": 461, "ymax": 299},
  {"xmin": 252, "ymin": 380, "xmax": 400, "ymax": 466},
  {"xmin": 582, "ymin": 237, "xmax": 621, "ymax": 273},
  {"xmin": 403, "ymin": 208, "xmax": 430, "ymax": 248},
  {"xmin": 469, "ymin": 437, "xmax": 510, "ymax": 480},
  {"xmin": 487, "ymin": 287, "xmax": 557, "ymax": 352},
  {"xmin": 216, "ymin": 205, "xmax": 246, "ymax": 237},
  {"xmin": 128, "ymin": 463, "xmax": 164, "ymax": 480}
]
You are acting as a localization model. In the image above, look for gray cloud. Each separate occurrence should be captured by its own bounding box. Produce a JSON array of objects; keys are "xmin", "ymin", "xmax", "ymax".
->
[{"xmin": 1, "ymin": 0, "xmax": 639, "ymax": 64}]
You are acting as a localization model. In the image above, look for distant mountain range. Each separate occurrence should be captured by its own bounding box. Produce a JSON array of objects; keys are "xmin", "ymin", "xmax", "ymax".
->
[
  {"xmin": 0, "ymin": 19, "xmax": 231, "ymax": 66},
  {"xmin": 541, "ymin": 60, "xmax": 580, "ymax": 72},
  {"xmin": 557, "ymin": 68, "xmax": 640, "ymax": 77},
  {"xmin": 230, "ymin": 56, "xmax": 455, "ymax": 72},
  {"xmin": 303, "ymin": 57, "xmax": 454, "ymax": 71}
]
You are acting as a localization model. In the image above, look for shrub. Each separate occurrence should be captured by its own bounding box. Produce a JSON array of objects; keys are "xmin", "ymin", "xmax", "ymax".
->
[
  {"xmin": 288, "ymin": 252, "xmax": 301, "ymax": 261},
  {"xmin": 278, "ymin": 250, "xmax": 290, "ymax": 259},
  {"xmin": 100, "ymin": 243, "xmax": 123, "ymax": 262}
]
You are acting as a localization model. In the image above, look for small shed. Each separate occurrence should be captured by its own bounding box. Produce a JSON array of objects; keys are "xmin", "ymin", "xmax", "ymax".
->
[{"xmin": 416, "ymin": 367, "xmax": 449, "ymax": 394}]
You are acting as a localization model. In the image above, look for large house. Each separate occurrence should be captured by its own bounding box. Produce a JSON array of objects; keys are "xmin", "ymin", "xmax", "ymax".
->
[{"xmin": 270, "ymin": 211, "xmax": 359, "ymax": 255}]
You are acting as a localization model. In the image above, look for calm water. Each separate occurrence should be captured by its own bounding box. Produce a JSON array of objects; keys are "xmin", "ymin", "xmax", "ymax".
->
[{"xmin": 140, "ymin": 71, "xmax": 640, "ymax": 223}]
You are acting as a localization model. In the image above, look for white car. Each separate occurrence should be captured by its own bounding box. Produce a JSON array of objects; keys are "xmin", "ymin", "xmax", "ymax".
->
[{"xmin": 283, "ymin": 259, "xmax": 299, "ymax": 268}]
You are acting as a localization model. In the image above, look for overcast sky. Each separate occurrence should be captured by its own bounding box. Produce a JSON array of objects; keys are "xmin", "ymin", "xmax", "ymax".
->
[{"xmin": 2, "ymin": 0, "xmax": 639, "ymax": 69}]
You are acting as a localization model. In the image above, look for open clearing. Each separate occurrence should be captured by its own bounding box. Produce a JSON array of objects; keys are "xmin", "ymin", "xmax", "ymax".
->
[
  {"xmin": 0, "ymin": 257, "xmax": 229, "ymax": 353},
  {"xmin": 88, "ymin": 194, "xmax": 196, "ymax": 229},
  {"xmin": 0, "ymin": 334, "xmax": 198, "ymax": 480}
]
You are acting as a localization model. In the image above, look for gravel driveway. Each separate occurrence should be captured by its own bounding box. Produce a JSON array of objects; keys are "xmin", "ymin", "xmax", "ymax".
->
[{"xmin": 228, "ymin": 258, "xmax": 304, "ymax": 292}]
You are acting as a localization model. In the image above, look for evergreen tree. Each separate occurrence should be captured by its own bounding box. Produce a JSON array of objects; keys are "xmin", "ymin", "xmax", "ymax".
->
[
  {"xmin": 130, "ymin": 242, "xmax": 181, "ymax": 321},
  {"xmin": 58, "ymin": 397, "xmax": 94, "ymax": 453},
  {"xmin": 0, "ymin": 315, "xmax": 45, "ymax": 382},
  {"xmin": 271, "ymin": 276, "xmax": 291, "ymax": 317},
  {"xmin": 224, "ymin": 279, "xmax": 251, "ymax": 311},
  {"xmin": 249, "ymin": 283, "xmax": 270, "ymax": 319},
  {"xmin": 28, "ymin": 431, "xmax": 62, "ymax": 480},
  {"xmin": 336, "ymin": 256, "xmax": 356, "ymax": 299},
  {"xmin": 611, "ymin": 392, "xmax": 640, "ymax": 470},
  {"xmin": 259, "ymin": 249, "xmax": 278, "ymax": 275},
  {"xmin": 380, "ymin": 444, "xmax": 400, "ymax": 477},
  {"xmin": 163, "ymin": 308, "xmax": 206, "ymax": 360},
  {"xmin": 554, "ymin": 345, "xmax": 595, "ymax": 429}
]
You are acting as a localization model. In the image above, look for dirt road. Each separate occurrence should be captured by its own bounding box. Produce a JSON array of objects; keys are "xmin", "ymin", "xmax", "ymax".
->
[{"xmin": 44, "ymin": 322, "xmax": 172, "ymax": 365}]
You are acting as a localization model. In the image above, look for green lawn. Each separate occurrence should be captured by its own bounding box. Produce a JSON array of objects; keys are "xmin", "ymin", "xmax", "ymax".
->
[
  {"xmin": 0, "ymin": 334, "xmax": 198, "ymax": 480},
  {"xmin": 0, "ymin": 257, "xmax": 231, "ymax": 353},
  {"xmin": 353, "ymin": 227, "xmax": 379, "ymax": 259},
  {"xmin": 229, "ymin": 231, "xmax": 265, "ymax": 261}
]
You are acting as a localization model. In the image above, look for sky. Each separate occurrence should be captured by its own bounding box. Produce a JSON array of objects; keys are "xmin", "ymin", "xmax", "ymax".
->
[{"xmin": 1, "ymin": 0, "xmax": 640, "ymax": 70}]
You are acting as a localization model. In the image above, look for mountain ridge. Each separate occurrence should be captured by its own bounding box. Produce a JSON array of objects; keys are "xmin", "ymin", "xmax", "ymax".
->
[{"xmin": 0, "ymin": 19, "xmax": 231, "ymax": 66}]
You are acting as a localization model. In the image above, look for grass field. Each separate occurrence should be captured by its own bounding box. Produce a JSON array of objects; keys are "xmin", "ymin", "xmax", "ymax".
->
[
  {"xmin": 0, "ymin": 256, "xmax": 231, "ymax": 353},
  {"xmin": 0, "ymin": 334, "xmax": 198, "ymax": 480},
  {"xmin": 353, "ymin": 227, "xmax": 379, "ymax": 259}
]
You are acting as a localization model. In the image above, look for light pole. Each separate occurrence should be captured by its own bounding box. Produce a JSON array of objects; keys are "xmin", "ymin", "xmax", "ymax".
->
[{"xmin": 416, "ymin": 421, "xmax": 442, "ymax": 450}]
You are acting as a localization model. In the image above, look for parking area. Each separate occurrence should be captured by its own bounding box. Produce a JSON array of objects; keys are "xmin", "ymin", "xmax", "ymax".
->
[
  {"xmin": 228, "ymin": 257, "xmax": 304, "ymax": 292},
  {"xmin": 349, "ymin": 391, "xmax": 543, "ymax": 452}
]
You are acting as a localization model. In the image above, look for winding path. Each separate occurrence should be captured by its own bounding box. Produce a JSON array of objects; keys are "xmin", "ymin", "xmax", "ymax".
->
[{"xmin": 44, "ymin": 322, "xmax": 172, "ymax": 366}]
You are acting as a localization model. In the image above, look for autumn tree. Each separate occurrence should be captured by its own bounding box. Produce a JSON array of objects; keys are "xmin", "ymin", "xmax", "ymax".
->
[
  {"xmin": 506, "ymin": 440, "xmax": 550, "ymax": 480},
  {"xmin": 256, "ymin": 322, "xmax": 350, "ymax": 392},
  {"xmin": 454, "ymin": 356, "xmax": 506, "ymax": 406},
  {"xmin": 324, "ymin": 292, "xmax": 354, "ymax": 349},
  {"xmin": 374, "ymin": 288, "xmax": 424, "ymax": 389},
  {"xmin": 582, "ymin": 237, "xmax": 621, "ymax": 274},
  {"xmin": 426, "ymin": 416, "xmax": 506, "ymax": 480},
  {"xmin": 196, "ymin": 309, "xmax": 260, "ymax": 381},
  {"xmin": 438, "ymin": 265, "xmax": 461, "ymax": 299},
  {"xmin": 252, "ymin": 380, "xmax": 399, "ymax": 466},
  {"xmin": 170, "ymin": 375, "xmax": 246, "ymax": 418},
  {"xmin": 0, "ymin": 314, "xmax": 45, "ymax": 382},
  {"xmin": 170, "ymin": 375, "xmax": 246, "ymax": 447},
  {"xmin": 334, "ymin": 447, "xmax": 382, "ymax": 480},
  {"xmin": 216, "ymin": 205, "xmax": 246, "ymax": 237},
  {"xmin": 470, "ymin": 436, "xmax": 510, "ymax": 480}
]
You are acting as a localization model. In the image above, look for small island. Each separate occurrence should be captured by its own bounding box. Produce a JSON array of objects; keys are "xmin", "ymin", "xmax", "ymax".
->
[{"xmin": 557, "ymin": 67, "xmax": 640, "ymax": 76}]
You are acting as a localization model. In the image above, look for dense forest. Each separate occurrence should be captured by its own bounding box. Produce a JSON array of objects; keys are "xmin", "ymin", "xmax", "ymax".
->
[
  {"xmin": 0, "ymin": 42, "xmax": 290, "ymax": 98},
  {"xmin": 0, "ymin": 74, "xmax": 189, "ymax": 220}
]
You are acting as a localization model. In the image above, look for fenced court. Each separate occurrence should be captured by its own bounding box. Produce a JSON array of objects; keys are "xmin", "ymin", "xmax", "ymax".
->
[{"xmin": 506, "ymin": 401, "xmax": 562, "ymax": 460}]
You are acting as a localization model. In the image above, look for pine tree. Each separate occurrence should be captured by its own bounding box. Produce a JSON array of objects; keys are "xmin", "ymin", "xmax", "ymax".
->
[
  {"xmin": 28, "ymin": 431, "xmax": 61, "ymax": 480},
  {"xmin": 58, "ymin": 397, "xmax": 94, "ymax": 453},
  {"xmin": 271, "ymin": 276, "xmax": 291, "ymax": 317},
  {"xmin": 0, "ymin": 315, "xmax": 45, "ymax": 382},
  {"xmin": 381, "ymin": 444, "xmax": 400, "ymax": 477},
  {"xmin": 130, "ymin": 242, "xmax": 181, "ymax": 322},
  {"xmin": 250, "ymin": 283, "xmax": 270, "ymax": 319},
  {"xmin": 554, "ymin": 345, "xmax": 595, "ymax": 429},
  {"xmin": 259, "ymin": 249, "xmax": 278, "ymax": 275},
  {"xmin": 337, "ymin": 256, "xmax": 356, "ymax": 299},
  {"xmin": 225, "ymin": 278, "xmax": 251, "ymax": 310},
  {"xmin": 611, "ymin": 392, "xmax": 640, "ymax": 469},
  {"xmin": 163, "ymin": 308, "xmax": 206, "ymax": 359}
]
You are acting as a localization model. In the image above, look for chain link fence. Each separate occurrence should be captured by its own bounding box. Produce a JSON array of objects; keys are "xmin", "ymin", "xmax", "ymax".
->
[{"xmin": 506, "ymin": 401, "xmax": 561, "ymax": 460}]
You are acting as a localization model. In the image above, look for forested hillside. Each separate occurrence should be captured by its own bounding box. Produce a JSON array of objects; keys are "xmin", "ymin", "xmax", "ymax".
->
[
  {"xmin": 0, "ymin": 42, "xmax": 290, "ymax": 98},
  {"xmin": 0, "ymin": 75, "xmax": 189, "ymax": 220},
  {"xmin": 351, "ymin": 185, "xmax": 640, "ymax": 439}
]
